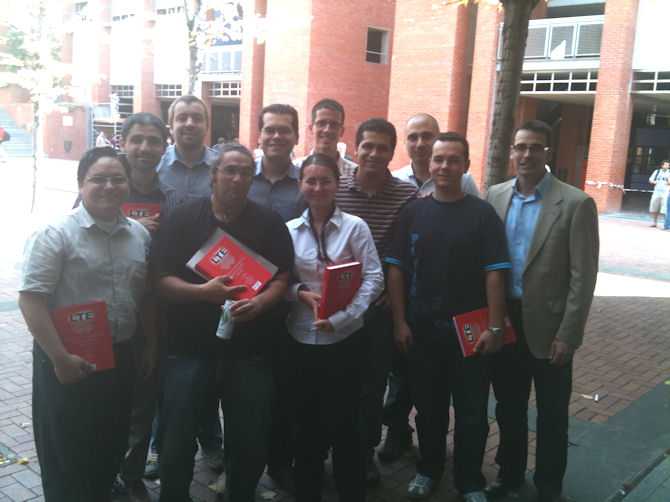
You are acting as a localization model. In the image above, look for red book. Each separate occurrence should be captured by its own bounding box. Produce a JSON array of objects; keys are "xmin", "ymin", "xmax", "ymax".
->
[
  {"xmin": 186, "ymin": 228, "xmax": 278, "ymax": 300},
  {"xmin": 318, "ymin": 261, "xmax": 362, "ymax": 319},
  {"xmin": 121, "ymin": 202, "xmax": 161, "ymax": 220},
  {"xmin": 52, "ymin": 301, "xmax": 115, "ymax": 371},
  {"xmin": 452, "ymin": 307, "xmax": 517, "ymax": 357}
]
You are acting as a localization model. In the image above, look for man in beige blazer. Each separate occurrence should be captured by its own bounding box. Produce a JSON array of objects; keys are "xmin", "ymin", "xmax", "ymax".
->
[{"xmin": 485, "ymin": 120, "xmax": 599, "ymax": 502}]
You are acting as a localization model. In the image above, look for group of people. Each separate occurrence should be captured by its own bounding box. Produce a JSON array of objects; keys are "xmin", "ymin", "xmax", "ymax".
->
[{"xmin": 19, "ymin": 94, "xmax": 599, "ymax": 502}]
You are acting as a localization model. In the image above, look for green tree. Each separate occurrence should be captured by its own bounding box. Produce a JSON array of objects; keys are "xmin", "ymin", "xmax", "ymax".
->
[
  {"xmin": 183, "ymin": 0, "xmax": 244, "ymax": 95},
  {"xmin": 0, "ymin": 0, "xmax": 73, "ymax": 212}
]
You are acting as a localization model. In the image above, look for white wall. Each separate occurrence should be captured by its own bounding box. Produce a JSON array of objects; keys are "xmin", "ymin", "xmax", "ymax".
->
[{"xmin": 632, "ymin": 0, "xmax": 670, "ymax": 70}]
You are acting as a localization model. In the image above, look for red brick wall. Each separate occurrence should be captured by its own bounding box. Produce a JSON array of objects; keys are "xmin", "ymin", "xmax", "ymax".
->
[
  {"xmin": 91, "ymin": 0, "xmax": 112, "ymax": 104},
  {"xmin": 239, "ymin": 0, "xmax": 267, "ymax": 151},
  {"xmin": 134, "ymin": 1, "xmax": 161, "ymax": 117},
  {"xmin": 387, "ymin": 1, "xmax": 471, "ymax": 171},
  {"xmin": 44, "ymin": 107, "xmax": 89, "ymax": 160},
  {"xmin": 555, "ymin": 103, "xmax": 591, "ymax": 187},
  {"xmin": 586, "ymin": 0, "xmax": 639, "ymax": 213},
  {"xmin": 465, "ymin": 4, "xmax": 502, "ymax": 189},
  {"xmin": 304, "ymin": 0, "xmax": 395, "ymax": 158}
]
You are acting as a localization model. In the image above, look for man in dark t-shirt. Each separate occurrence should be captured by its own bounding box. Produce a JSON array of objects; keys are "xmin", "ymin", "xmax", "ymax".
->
[
  {"xmin": 150, "ymin": 144, "xmax": 293, "ymax": 502},
  {"xmin": 386, "ymin": 133, "xmax": 509, "ymax": 502}
]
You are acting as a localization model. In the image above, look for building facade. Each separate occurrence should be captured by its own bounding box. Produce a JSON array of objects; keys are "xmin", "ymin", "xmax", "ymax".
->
[{"xmin": 1, "ymin": 0, "xmax": 668, "ymax": 213}]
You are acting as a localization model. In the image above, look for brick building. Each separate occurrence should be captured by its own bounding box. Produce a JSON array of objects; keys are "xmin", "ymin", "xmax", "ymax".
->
[{"xmin": 2, "ymin": 0, "xmax": 669, "ymax": 213}]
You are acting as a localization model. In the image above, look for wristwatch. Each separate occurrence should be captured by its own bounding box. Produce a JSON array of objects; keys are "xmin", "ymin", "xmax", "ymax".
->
[{"xmin": 488, "ymin": 326, "xmax": 504, "ymax": 337}]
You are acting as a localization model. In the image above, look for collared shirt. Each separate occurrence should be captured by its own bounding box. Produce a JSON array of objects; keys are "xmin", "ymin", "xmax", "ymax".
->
[
  {"xmin": 285, "ymin": 207, "xmax": 384, "ymax": 345},
  {"xmin": 334, "ymin": 170, "xmax": 417, "ymax": 261},
  {"xmin": 156, "ymin": 144, "xmax": 216, "ymax": 202},
  {"xmin": 20, "ymin": 205, "xmax": 151, "ymax": 343},
  {"xmin": 247, "ymin": 157, "xmax": 307, "ymax": 222},
  {"xmin": 393, "ymin": 163, "xmax": 481, "ymax": 198},
  {"xmin": 505, "ymin": 172, "xmax": 552, "ymax": 299},
  {"xmin": 296, "ymin": 150, "xmax": 358, "ymax": 178},
  {"xmin": 127, "ymin": 176, "xmax": 184, "ymax": 215}
]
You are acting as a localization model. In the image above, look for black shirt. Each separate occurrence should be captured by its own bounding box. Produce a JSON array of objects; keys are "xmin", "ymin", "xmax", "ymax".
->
[{"xmin": 150, "ymin": 197, "xmax": 294, "ymax": 357}]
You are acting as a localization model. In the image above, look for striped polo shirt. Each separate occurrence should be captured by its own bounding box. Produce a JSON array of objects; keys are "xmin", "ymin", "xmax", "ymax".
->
[{"xmin": 335, "ymin": 170, "xmax": 417, "ymax": 261}]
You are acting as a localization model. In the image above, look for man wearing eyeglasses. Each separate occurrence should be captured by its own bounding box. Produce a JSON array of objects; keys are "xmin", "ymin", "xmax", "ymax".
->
[
  {"xmin": 298, "ymin": 98, "xmax": 358, "ymax": 177},
  {"xmin": 248, "ymin": 103, "xmax": 307, "ymax": 223},
  {"xmin": 485, "ymin": 120, "xmax": 599, "ymax": 502},
  {"xmin": 151, "ymin": 143, "xmax": 293, "ymax": 502}
]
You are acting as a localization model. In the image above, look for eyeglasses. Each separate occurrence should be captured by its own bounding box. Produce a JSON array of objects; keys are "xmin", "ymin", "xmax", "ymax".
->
[
  {"xmin": 512, "ymin": 143, "xmax": 550, "ymax": 154},
  {"xmin": 313, "ymin": 119, "xmax": 342, "ymax": 129},
  {"xmin": 85, "ymin": 176, "xmax": 129, "ymax": 186},
  {"xmin": 215, "ymin": 165, "xmax": 254, "ymax": 179},
  {"xmin": 261, "ymin": 126, "xmax": 294, "ymax": 137}
]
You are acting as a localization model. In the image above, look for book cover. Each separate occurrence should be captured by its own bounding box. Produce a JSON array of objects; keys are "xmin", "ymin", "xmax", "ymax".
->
[
  {"xmin": 186, "ymin": 227, "xmax": 278, "ymax": 300},
  {"xmin": 452, "ymin": 307, "xmax": 517, "ymax": 357},
  {"xmin": 318, "ymin": 261, "xmax": 362, "ymax": 319},
  {"xmin": 52, "ymin": 301, "xmax": 115, "ymax": 371},
  {"xmin": 121, "ymin": 202, "xmax": 161, "ymax": 220}
]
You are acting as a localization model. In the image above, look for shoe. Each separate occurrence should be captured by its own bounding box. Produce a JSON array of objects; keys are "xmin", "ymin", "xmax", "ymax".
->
[
  {"xmin": 377, "ymin": 430, "xmax": 412, "ymax": 463},
  {"xmin": 538, "ymin": 492, "xmax": 561, "ymax": 502},
  {"xmin": 143, "ymin": 453, "xmax": 159, "ymax": 480},
  {"xmin": 202, "ymin": 445, "xmax": 226, "ymax": 472},
  {"xmin": 125, "ymin": 479, "xmax": 150, "ymax": 502},
  {"xmin": 463, "ymin": 491, "xmax": 487, "ymax": 502},
  {"xmin": 485, "ymin": 478, "xmax": 523, "ymax": 498},
  {"xmin": 407, "ymin": 474, "xmax": 437, "ymax": 500},
  {"xmin": 365, "ymin": 455, "xmax": 381, "ymax": 489}
]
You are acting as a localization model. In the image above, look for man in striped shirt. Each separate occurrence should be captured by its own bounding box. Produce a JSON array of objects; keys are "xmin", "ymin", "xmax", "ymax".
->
[{"xmin": 334, "ymin": 118, "xmax": 417, "ymax": 488}]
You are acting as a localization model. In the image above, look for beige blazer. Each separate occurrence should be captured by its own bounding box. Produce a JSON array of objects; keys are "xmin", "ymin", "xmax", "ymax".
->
[{"xmin": 487, "ymin": 176, "xmax": 599, "ymax": 358}]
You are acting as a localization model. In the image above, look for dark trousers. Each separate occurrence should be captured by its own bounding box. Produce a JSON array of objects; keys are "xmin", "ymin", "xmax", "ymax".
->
[
  {"xmin": 285, "ymin": 332, "xmax": 366, "ymax": 502},
  {"xmin": 408, "ymin": 337, "xmax": 490, "ymax": 494},
  {"xmin": 382, "ymin": 350, "xmax": 414, "ymax": 436},
  {"xmin": 157, "ymin": 354, "xmax": 274, "ymax": 502},
  {"xmin": 359, "ymin": 304, "xmax": 394, "ymax": 454},
  {"xmin": 267, "ymin": 327, "xmax": 294, "ymax": 474},
  {"xmin": 491, "ymin": 300, "xmax": 572, "ymax": 495},
  {"xmin": 33, "ymin": 341, "xmax": 135, "ymax": 502}
]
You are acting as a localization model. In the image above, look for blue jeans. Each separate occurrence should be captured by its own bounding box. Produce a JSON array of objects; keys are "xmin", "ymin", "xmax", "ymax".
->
[
  {"xmin": 382, "ymin": 351, "xmax": 414, "ymax": 436},
  {"xmin": 490, "ymin": 300, "xmax": 572, "ymax": 495},
  {"xmin": 408, "ymin": 337, "xmax": 491, "ymax": 494},
  {"xmin": 157, "ymin": 354, "xmax": 274, "ymax": 502}
]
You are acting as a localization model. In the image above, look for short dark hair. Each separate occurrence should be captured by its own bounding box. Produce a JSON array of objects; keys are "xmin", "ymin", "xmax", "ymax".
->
[
  {"xmin": 513, "ymin": 120, "xmax": 553, "ymax": 147},
  {"xmin": 355, "ymin": 118, "xmax": 397, "ymax": 151},
  {"xmin": 77, "ymin": 147, "xmax": 128, "ymax": 183},
  {"xmin": 258, "ymin": 104, "xmax": 299, "ymax": 134},
  {"xmin": 121, "ymin": 112, "xmax": 168, "ymax": 142},
  {"xmin": 167, "ymin": 95, "xmax": 209, "ymax": 126},
  {"xmin": 300, "ymin": 153, "xmax": 340, "ymax": 183},
  {"xmin": 434, "ymin": 132, "xmax": 469, "ymax": 161},
  {"xmin": 661, "ymin": 159, "xmax": 670, "ymax": 166},
  {"xmin": 211, "ymin": 143, "xmax": 255, "ymax": 169},
  {"xmin": 311, "ymin": 98, "xmax": 345, "ymax": 124}
]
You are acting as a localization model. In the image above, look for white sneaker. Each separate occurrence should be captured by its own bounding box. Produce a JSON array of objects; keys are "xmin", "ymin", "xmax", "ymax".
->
[
  {"xmin": 463, "ymin": 490, "xmax": 488, "ymax": 502},
  {"xmin": 408, "ymin": 474, "xmax": 437, "ymax": 499}
]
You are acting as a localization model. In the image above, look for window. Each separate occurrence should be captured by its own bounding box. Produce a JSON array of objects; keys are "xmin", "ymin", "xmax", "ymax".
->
[
  {"xmin": 204, "ymin": 48, "xmax": 242, "ymax": 74},
  {"xmin": 210, "ymin": 82, "xmax": 241, "ymax": 97},
  {"xmin": 365, "ymin": 28, "xmax": 388, "ymax": 64},
  {"xmin": 155, "ymin": 84, "xmax": 183, "ymax": 98}
]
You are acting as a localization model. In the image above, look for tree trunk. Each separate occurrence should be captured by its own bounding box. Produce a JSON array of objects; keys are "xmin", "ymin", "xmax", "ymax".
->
[
  {"xmin": 30, "ymin": 101, "xmax": 40, "ymax": 213},
  {"xmin": 484, "ymin": 0, "xmax": 539, "ymax": 191}
]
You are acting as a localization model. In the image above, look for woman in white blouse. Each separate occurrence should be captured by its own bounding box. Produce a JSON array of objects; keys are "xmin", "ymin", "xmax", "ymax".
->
[{"xmin": 285, "ymin": 153, "xmax": 384, "ymax": 501}]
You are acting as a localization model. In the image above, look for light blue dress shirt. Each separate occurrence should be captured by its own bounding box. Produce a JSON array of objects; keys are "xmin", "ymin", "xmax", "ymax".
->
[
  {"xmin": 505, "ymin": 172, "xmax": 551, "ymax": 299},
  {"xmin": 247, "ymin": 157, "xmax": 307, "ymax": 222},
  {"xmin": 156, "ymin": 145, "xmax": 216, "ymax": 202}
]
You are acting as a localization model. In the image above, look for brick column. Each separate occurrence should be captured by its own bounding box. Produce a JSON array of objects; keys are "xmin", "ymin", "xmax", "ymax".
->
[
  {"xmin": 586, "ymin": 0, "xmax": 639, "ymax": 212},
  {"xmin": 133, "ymin": 1, "xmax": 160, "ymax": 116},
  {"xmin": 387, "ymin": 1, "xmax": 472, "ymax": 170},
  {"xmin": 465, "ymin": 4, "xmax": 502, "ymax": 189},
  {"xmin": 91, "ymin": 0, "xmax": 112, "ymax": 104},
  {"xmin": 239, "ymin": 0, "xmax": 267, "ymax": 151}
]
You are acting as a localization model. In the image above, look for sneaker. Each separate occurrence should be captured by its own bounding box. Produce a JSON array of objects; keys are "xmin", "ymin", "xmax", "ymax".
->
[
  {"xmin": 143, "ymin": 453, "xmax": 159, "ymax": 480},
  {"xmin": 408, "ymin": 474, "xmax": 437, "ymax": 500},
  {"xmin": 378, "ymin": 430, "xmax": 412, "ymax": 463},
  {"xmin": 365, "ymin": 455, "xmax": 381, "ymax": 489},
  {"xmin": 202, "ymin": 445, "xmax": 226, "ymax": 472},
  {"xmin": 463, "ymin": 491, "xmax": 488, "ymax": 502}
]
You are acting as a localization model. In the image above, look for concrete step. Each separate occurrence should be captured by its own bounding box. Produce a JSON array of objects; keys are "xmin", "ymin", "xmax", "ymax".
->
[{"xmin": 0, "ymin": 107, "xmax": 33, "ymax": 157}]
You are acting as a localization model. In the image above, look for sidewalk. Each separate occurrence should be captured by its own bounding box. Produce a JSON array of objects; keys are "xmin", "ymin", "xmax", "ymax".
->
[{"xmin": 0, "ymin": 159, "xmax": 669, "ymax": 501}]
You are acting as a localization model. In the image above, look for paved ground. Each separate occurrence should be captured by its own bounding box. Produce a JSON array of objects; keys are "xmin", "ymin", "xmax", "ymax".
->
[{"xmin": 0, "ymin": 159, "xmax": 668, "ymax": 501}]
